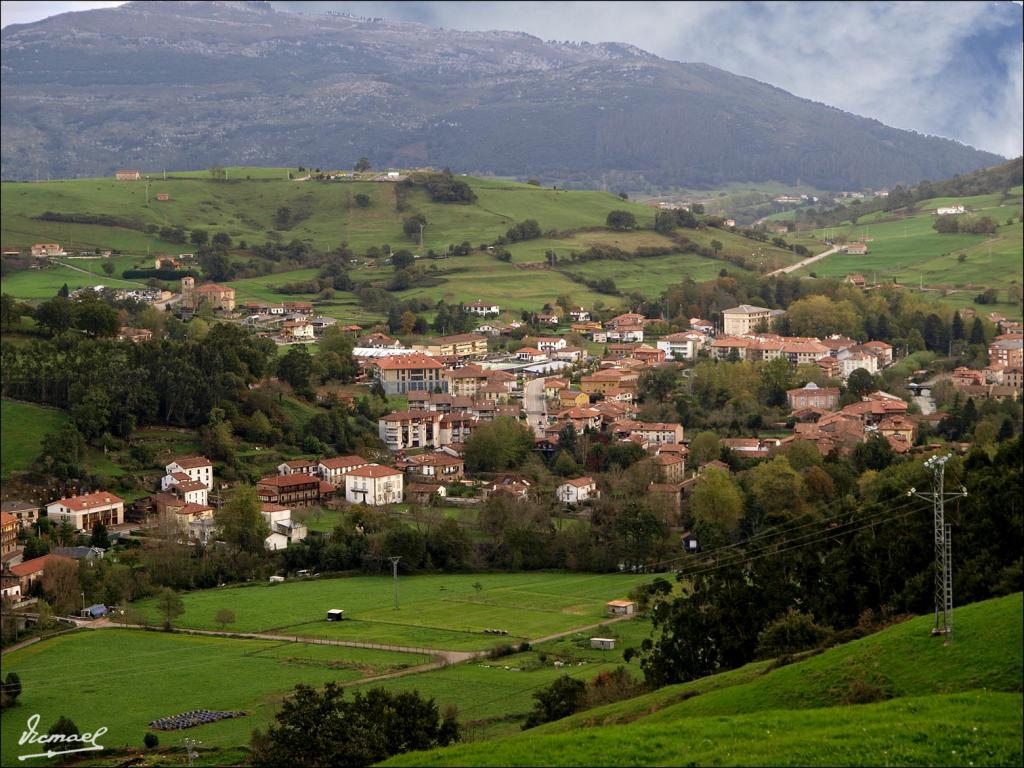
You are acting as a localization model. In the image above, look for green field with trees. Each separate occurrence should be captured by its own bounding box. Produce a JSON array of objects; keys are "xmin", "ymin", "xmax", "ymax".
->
[
  {"xmin": 133, "ymin": 573, "xmax": 655, "ymax": 651},
  {"xmin": 0, "ymin": 629, "xmax": 430, "ymax": 766}
]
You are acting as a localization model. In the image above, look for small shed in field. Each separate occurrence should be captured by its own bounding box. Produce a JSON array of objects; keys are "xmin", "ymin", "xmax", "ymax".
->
[
  {"xmin": 590, "ymin": 637, "xmax": 616, "ymax": 650},
  {"xmin": 326, "ymin": 609, "xmax": 345, "ymax": 621},
  {"xmin": 606, "ymin": 599, "xmax": 636, "ymax": 617}
]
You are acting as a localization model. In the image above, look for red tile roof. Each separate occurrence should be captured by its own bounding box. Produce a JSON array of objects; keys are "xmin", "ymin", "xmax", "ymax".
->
[
  {"xmin": 348, "ymin": 465, "xmax": 403, "ymax": 479},
  {"xmin": 49, "ymin": 491, "xmax": 124, "ymax": 511},
  {"xmin": 319, "ymin": 455, "xmax": 369, "ymax": 470},
  {"xmin": 10, "ymin": 554, "xmax": 73, "ymax": 577}
]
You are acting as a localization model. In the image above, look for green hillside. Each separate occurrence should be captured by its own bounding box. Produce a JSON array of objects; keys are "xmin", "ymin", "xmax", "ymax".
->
[
  {"xmin": 0, "ymin": 169, "xmax": 807, "ymax": 316},
  {"xmin": 789, "ymin": 188, "xmax": 1022, "ymax": 316},
  {"xmin": 0, "ymin": 170, "xmax": 656, "ymax": 256},
  {"xmin": 383, "ymin": 593, "xmax": 1023, "ymax": 767}
]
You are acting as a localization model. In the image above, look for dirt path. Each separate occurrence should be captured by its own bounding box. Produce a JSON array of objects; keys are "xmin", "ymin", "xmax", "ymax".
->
[{"xmin": 767, "ymin": 245, "xmax": 840, "ymax": 276}]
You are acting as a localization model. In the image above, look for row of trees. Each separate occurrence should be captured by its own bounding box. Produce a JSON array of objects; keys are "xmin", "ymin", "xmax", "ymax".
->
[{"xmin": 633, "ymin": 439, "xmax": 1023, "ymax": 686}]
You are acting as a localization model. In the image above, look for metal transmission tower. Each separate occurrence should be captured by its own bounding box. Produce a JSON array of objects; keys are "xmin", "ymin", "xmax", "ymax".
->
[
  {"xmin": 389, "ymin": 556, "xmax": 401, "ymax": 610},
  {"xmin": 908, "ymin": 454, "xmax": 967, "ymax": 643}
]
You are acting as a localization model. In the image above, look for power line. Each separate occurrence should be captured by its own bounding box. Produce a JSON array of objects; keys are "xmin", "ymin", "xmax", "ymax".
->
[
  {"xmin": 665, "ymin": 495, "xmax": 930, "ymax": 576},
  {"xmin": 661, "ymin": 491, "xmax": 924, "ymax": 573},
  {"xmin": 675, "ymin": 503, "xmax": 929, "ymax": 582}
]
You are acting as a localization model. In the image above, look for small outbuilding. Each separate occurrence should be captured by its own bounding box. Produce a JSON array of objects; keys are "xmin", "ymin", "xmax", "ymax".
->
[
  {"xmin": 606, "ymin": 599, "xmax": 636, "ymax": 617},
  {"xmin": 326, "ymin": 609, "xmax": 345, "ymax": 622},
  {"xmin": 80, "ymin": 604, "xmax": 108, "ymax": 619},
  {"xmin": 590, "ymin": 637, "xmax": 616, "ymax": 650},
  {"xmin": 268, "ymin": 575, "xmax": 285, "ymax": 584}
]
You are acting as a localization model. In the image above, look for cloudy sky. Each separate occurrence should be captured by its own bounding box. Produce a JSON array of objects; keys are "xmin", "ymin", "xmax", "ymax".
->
[{"xmin": 2, "ymin": 1, "xmax": 1021, "ymax": 157}]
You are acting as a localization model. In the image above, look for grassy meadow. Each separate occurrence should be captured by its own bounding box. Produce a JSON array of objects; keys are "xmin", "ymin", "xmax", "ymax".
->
[
  {"xmin": 0, "ymin": 171, "xmax": 655, "ymax": 258},
  {"xmin": 133, "ymin": 572, "xmax": 654, "ymax": 651},
  {"xmin": 0, "ymin": 629, "xmax": 430, "ymax": 766},
  {"xmin": 793, "ymin": 190, "xmax": 1023, "ymax": 295},
  {"xmin": 1, "ymin": 399, "xmax": 69, "ymax": 478},
  {"xmin": 384, "ymin": 593, "xmax": 1024, "ymax": 766}
]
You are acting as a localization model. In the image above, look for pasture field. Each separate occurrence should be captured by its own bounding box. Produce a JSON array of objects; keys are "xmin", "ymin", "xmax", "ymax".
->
[
  {"xmin": 0, "ymin": 258, "xmax": 149, "ymax": 300},
  {"xmin": 384, "ymin": 593, "xmax": 1023, "ymax": 767},
  {"xmin": 794, "ymin": 191, "xmax": 1023, "ymax": 291},
  {"xmin": 1, "ymin": 399, "xmax": 69, "ymax": 477},
  {"xmin": 134, "ymin": 572, "xmax": 655, "ymax": 651},
  {"xmin": 348, "ymin": 618, "xmax": 653, "ymax": 740},
  {"xmin": 348, "ymin": 251, "xmax": 612, "ymax": 312},
  {"xmin": 561, "ymin": 252, "xmax": 737, "ymax": 292},
  {"xmin": 0, "ymin": 629, "xmax": 430, "ymax": 767},
  {"xmin": 0, "ymin": 172, "xmax": 655, "ymax": 258}
]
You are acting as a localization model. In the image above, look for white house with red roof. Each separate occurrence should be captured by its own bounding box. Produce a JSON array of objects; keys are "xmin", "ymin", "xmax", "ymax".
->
[
  {"xmin": 163, "ymin": 456, "xmax": 213, "ymax": 491},
  {"xmin": 46, "ymin": 492, "xmax": 124, "ymax": 532},
  {"xmin": 464, "ymin": 300, "xmax": 501, "ymax": 316},
  {"xmin": 318, "ymin": 455, "xmax": 372, "ymax": 485},
  {"xmin": 344, "ymin": 465, "xmax": 404, "ymax": 506},
  {"xmin": 556, "ymin": 477, "xmax": 598, "ymax": 505}
]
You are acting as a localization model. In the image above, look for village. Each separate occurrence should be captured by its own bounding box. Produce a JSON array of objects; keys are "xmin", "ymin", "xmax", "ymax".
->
[{"xmin": 4, "ymin": 276, "xmax": 1020, "ymax": 602}]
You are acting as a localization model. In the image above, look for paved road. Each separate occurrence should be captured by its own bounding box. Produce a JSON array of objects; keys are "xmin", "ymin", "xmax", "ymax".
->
[
  {"xmin": 767, "ymin": 245, "xmax": 841, "ymax": 276},
  {"xmin": 523, "ymin": 376, "xmax": 548, "ymax": 438}
]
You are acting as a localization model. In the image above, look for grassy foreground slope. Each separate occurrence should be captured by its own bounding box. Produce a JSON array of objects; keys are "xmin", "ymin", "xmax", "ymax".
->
[{"xmin": 383, "ymin": 593, "xmax": 1023, "ymax": 767}]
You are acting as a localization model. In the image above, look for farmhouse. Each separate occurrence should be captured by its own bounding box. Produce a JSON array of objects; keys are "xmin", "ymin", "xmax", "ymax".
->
[
  {"xmin": 256, "ymin": 475, "xmax": 335, "ymax": 507},
  {"xmin": 163, "ymin": 456, "xmax": 213, "ymax": 491},
  {"xmin": 31, "ymin": 243, "xmax": 64, "ymax": 257},
  {"xmin": 556, "ymin": 477, "xmax": 598, "ymax": 505},
  {"xmin": 406, "ymin": 482, "xmax": 446, "ymax": 505},
  {"xmin": 936, "ymin": 204, "xmax": 965, "ymax": 215},
  {"xmin": 844, "ymin": 242, "xmax": 868, "ymax": 255},
  {"xmin": 155, "ymin": 192, "xmax": 170, "ymax": 201},
  {"xmin": 115, "ymin": 170, "xmax": 141, "ymax": 180},
  {"xmin": 277, "ymin": 459, "xmax": 317, "ymax": 476},
  {"xmin": 344, "ymin": 465, "xmax": 403, "ymax": 506},
  {"xmin": 398, "ymin": 452, "xmax": 465, "ymax": 482},
  {"xmin": 46, "ymin": 492, "xmax": 124, "ymax": 532},
  {"xmin": 9, "ymin": 554, "xmax": 74, "ymax": 593},
  {"xmin": 172, "ymin": 502, "xmax": 214, "ymax": 536},
  {"xmin": 281, "ymin": 320, "xmax": 315, "ymax": 340},
  {"xmin": 465, "ymin": 300, "xmax": 501, "ymax": 316},
  {"xmin": 260, "ymin": 503, "xmax": 308, "ymax": 550}
]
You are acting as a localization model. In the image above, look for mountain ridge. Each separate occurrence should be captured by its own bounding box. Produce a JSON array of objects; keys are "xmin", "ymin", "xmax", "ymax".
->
[{"xmin": 0, "ymin": 1, "xmax": 1003, "ymax": 190}]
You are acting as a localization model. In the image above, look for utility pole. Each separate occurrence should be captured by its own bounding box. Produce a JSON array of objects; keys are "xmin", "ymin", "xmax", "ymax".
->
[
  {"xmin": 909, "ymin": 454, "xmax": 967, "ymax": 644},
  {"xmin": 389, "ymin": 556, "xmax": 401, "ymax": 609},
  {"xmin": 419, "ymin": 223, "xmax": 424, "ymax": 250}
]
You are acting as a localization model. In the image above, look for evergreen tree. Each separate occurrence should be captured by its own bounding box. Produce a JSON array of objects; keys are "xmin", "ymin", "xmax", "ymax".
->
[
  {"xmin": 951, "ymin": 311, "xmax": 965, "ymax": 340},
  {"xmin": 969, "ymin": 317, "xmax": 986, "ymax": 345}
]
